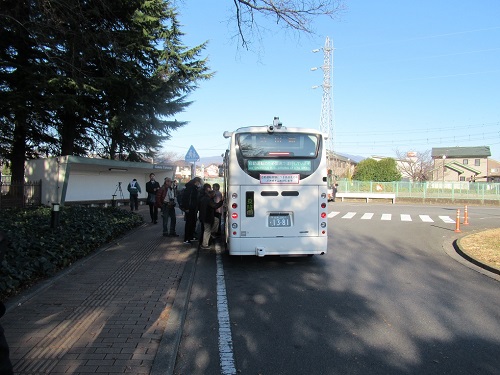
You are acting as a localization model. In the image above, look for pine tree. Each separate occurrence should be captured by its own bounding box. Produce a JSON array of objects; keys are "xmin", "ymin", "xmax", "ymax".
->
[{"xmin": 0, "ymin": 0, "xmax": 212, "ymax": 180}]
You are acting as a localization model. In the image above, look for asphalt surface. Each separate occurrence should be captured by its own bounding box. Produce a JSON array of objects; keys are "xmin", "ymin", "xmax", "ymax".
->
[{"xmin": 1, "ymin": 203, "xmax": 498, "ymax": 374}]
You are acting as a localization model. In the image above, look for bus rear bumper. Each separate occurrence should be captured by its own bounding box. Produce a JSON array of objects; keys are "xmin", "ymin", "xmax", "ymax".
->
[{"xmin": 227, "ymin": 236, "xmax": 327, "ymax": 256}]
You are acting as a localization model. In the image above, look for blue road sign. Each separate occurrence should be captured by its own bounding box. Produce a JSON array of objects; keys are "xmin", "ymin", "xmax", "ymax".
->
[{"xmin": 185, "ymin": 145, "xmax": 200, "ymax": 162}]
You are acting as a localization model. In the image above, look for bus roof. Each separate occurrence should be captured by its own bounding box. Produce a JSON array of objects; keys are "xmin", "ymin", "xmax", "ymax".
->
[{"xmin": 223, "ymin": 125, "xmax": 328, "ymax": 139}]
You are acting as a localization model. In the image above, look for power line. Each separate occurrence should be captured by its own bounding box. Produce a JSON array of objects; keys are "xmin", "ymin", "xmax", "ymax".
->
[
  {"xmin": 336, "ymin": 131, "xmax": 499, "ymax": 147},
  {"xmin": 336, "ymin": 121, "xmax": 499, "ymax": 136}
]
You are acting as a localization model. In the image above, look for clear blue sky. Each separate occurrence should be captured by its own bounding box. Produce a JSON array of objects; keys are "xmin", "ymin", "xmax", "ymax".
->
[{"xmin": 161, "ymin": 0, "xmax": 500, "ymax": 163}]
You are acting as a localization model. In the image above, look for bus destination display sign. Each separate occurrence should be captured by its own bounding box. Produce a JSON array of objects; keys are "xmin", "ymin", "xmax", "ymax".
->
[
  {"xmin": 260, "ymin": 174, "xmax": 300, "ymax": 184},
  {"xmin": 248, "ymin": 159, "xmax": 311, "ymax": 172}
]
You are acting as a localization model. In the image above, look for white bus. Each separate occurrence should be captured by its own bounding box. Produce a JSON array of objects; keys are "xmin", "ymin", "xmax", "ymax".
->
[{"xmin": 222, "ymin": 117, "xmax": 329, "ymax": 257}]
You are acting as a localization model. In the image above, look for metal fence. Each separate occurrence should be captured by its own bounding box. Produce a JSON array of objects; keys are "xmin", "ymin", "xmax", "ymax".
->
[
  {"xmin": 336, "ymin": 180, "xmax": 500, "ymax": 202},
  {"xmin": 0, "ymin": 178, "xmax": 42, "ymax": 208}
]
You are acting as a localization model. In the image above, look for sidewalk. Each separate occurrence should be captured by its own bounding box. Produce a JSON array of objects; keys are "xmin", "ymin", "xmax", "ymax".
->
[{"xmin": 2, "ymin": 206, "xmax": 196, "ymax": 375}]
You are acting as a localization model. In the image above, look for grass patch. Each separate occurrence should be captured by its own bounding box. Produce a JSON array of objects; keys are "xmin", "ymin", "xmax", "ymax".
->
[{"xmin": 459, "ymin": 228, "xmax": 500, "ymax": 269}]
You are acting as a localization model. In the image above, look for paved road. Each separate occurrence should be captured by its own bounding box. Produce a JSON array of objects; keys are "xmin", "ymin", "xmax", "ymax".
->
[
  {"xmin": 2, "ymin": 204, "xmax": 498, "ymax": 374},
  {"xmin": 175, "ymin": 203, "xmax": 500, "ymax": 375}
]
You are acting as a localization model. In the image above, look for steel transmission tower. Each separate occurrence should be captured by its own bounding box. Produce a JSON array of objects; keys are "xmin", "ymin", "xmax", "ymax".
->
[{"xmin": 313, "ymin": 37, "xmax": 334, "ymax": 157}]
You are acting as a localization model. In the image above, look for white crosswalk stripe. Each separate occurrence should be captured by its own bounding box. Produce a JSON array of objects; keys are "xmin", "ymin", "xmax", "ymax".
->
[
  {"xmin": 439, "ymin": 216, "xmax": 456, "ymax": 223},
  {"xmin": 327, "ymin": 211, "xmax": 455, "ymax": 224},
  {"xmin": 342, "ymin": 212, "xmax": 356, "ymax": 219},
  {"xmin": 419, "ymin": 215, "xmax": 434, "ymax": 222}
]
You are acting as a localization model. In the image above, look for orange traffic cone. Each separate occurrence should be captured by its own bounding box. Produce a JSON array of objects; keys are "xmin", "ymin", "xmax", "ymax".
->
[
  {"xmin": 463, "ymin": 205, "xmax": 469, "ymax": 225},
  {"xmin": 454, "ymin": 209, "xmax": 461, "ymax": 233}
]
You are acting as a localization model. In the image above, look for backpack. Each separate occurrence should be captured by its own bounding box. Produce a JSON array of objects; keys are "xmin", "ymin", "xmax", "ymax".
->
[{"xmin": 177, "ymin": 187, "xmax": 186, "ymax": 209}]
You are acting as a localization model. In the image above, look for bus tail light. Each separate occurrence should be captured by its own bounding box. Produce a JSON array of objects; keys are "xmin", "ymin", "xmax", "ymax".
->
[
  {"xmin": 232, "ymin": 213, "xmax": 238, "ymax": 219},
  {"xmin": 321, "ymin": 212, "xmax": 326, "ymax": 219},
  {"xmin": 321, "ymin": 203, "xmax": 326, "ymax": 208},
  {"xmin": 232, "ymin": 203, "xmax": 238, "ymax": 209},
  {"xmin": 321, "ymin": 222, "xmax": 326, "ymax": 228}
]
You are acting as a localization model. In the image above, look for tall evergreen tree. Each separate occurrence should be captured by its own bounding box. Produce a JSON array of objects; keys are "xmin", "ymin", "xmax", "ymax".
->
[
  {"xmin": 0, "ymin": 0, "xmax": 212, "ymax": 180},
  {"xmin": 0, "ymin": 0, "xmax": 54, "ymax": 182}
]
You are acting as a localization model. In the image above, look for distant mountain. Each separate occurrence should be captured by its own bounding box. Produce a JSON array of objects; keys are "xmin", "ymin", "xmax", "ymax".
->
[
  {"xmin": 338, "ymin": 153, "xmax": 365, "ymax": 163},
  {"xmin": 199, "ymin": 155, "xmax": 223, "ymax": 166}
]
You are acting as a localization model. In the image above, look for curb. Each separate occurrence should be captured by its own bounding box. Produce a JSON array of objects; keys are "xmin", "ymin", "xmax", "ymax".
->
[
  {"xmin": 151, "ymin": 246, "xmax": 199, "ymax": 375},
  {"xmin": 453, "ymin": 239, "xmax": 500, "ymax": 276}
]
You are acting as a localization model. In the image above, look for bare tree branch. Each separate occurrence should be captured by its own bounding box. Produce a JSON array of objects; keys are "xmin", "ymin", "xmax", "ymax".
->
[
  {"xmin": 395, "ymin": 149, "xmax": 434, "ymax": 182},
  {"xmin": 232, "ymin": 0, "xmax": 346, "ymax": 48}
]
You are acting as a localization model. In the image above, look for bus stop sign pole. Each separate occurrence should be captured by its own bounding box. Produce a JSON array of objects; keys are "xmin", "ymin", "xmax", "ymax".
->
[{"xmin": 185, "ymin": 145, "xmax": 200, "ymax": 179}]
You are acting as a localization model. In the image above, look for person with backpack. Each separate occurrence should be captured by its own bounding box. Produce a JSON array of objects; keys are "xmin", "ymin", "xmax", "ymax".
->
[
  {"xmin": 127, "ymin": 178, "xmax": 142, "ymax": 211},
  {"xmin": 181, "ymin": 177, "xmax": 202, "ymax": 244},
  {"xmin": 198, "ymin": 187, "xmax": 224, "ymax": 250},
  {"xmin": 156, "ymin": 177, "xmax": 178, "ymax": 237},
  {"xmin": 176, "ymin": 185, "xmax": 185, "ymax": 209},
  {"xmin": 212, "ymin": 183, "xmax": 223, "ymax": 236}
]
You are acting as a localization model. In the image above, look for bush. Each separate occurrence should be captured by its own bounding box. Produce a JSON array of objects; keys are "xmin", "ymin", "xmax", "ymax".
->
[{"xmin": 0, "ymin": 206, "xmax": 143, "ymax": 300}]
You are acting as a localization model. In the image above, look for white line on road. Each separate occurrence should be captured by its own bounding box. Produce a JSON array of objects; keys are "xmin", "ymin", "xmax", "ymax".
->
[
  {"xmin": 328, "ymin": 211, "xmax": 340, "ymax": 218},
  {"xmin": 439, "ymin": 216, "xmax": 455, "ymax": 223},
  {"xmin": 401, "ymin": 214, "xmax": 412, "ymax": 221},
  {"xmin": 216, "ymin": 253, "xmax": 237, "ymax": 375},
  {"xmin": 342, "ymin": 212, "xmax": 356, "ymax": 219},
  {"xmin": 361, "ymin": 213, "xmax": 374, "ymax": 220},
  {"xmin": 381, "ymin": 214, "xmax": 392, "ymax": 221},
  {"xmin": 419, "ymin": 215, "xmax": 434, "ymax": 222}
]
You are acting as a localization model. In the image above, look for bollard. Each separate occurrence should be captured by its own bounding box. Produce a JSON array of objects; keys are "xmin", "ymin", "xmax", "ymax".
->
[
  {"xmin": 112, "ymin": 194, "xmax": 117, "ymax": 207},
  {"xmin": 454, "ymin": 209, "xmax": 461, "ymax": 233},
  {"xmin": 51, "ymin": 202, "xmax": 60, "ymax": 229},
  {"xmin": 463, "ymin": 205, "xmax": 469, "ymax": 225}
]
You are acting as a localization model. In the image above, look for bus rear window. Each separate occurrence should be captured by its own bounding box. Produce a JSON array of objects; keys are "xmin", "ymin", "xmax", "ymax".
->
[{"xmin": 237, "ymin": 133, "xmax": 318, "ymax": 158}]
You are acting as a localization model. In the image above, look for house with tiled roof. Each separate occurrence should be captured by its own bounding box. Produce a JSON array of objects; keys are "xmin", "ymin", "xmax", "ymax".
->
[{"xmin": 431, "ymin": 146, "xmax": 497, "ymax": 182}]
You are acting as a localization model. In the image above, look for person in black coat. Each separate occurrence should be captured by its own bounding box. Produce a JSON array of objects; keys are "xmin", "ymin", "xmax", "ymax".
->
[
  {"xmin": 181, "ymin": 177, "xmax": 202, "ymax": 244},
  {"xmin": 0, "ymin": 232, "xmax": 13, "ymax": 375},
  {"xmin": 145, "ymin": 173, "xmax": 160, "ymax": 223}
]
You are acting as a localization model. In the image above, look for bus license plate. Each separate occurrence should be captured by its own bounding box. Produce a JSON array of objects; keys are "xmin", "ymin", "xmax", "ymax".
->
[{"xmin": 268, "ymin": 214, "xmax": 291, "ymax": 227}]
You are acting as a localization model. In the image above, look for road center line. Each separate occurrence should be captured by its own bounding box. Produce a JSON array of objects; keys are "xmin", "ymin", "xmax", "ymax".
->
[{"xmin": 216, "ymin": 252, "xmax": 237, "ymax": 375}]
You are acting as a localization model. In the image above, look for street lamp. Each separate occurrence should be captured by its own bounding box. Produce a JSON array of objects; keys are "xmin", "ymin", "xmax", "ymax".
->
[{"xmin": 442, "ymin": 155, "xmax": 446, "ymax": 186}]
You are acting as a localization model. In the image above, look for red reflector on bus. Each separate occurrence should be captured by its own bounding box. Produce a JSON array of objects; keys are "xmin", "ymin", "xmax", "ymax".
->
[
  {"xmin": 321, "ymin": 212, "xmax": 327, "ymax": 218},
  {"xmin": 232, "ymin": 203, "xmax": 238, "ymax": 209},
  {"xmin": 232, "ymin": 213, "xmax": 238, "ymax": 219}
]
